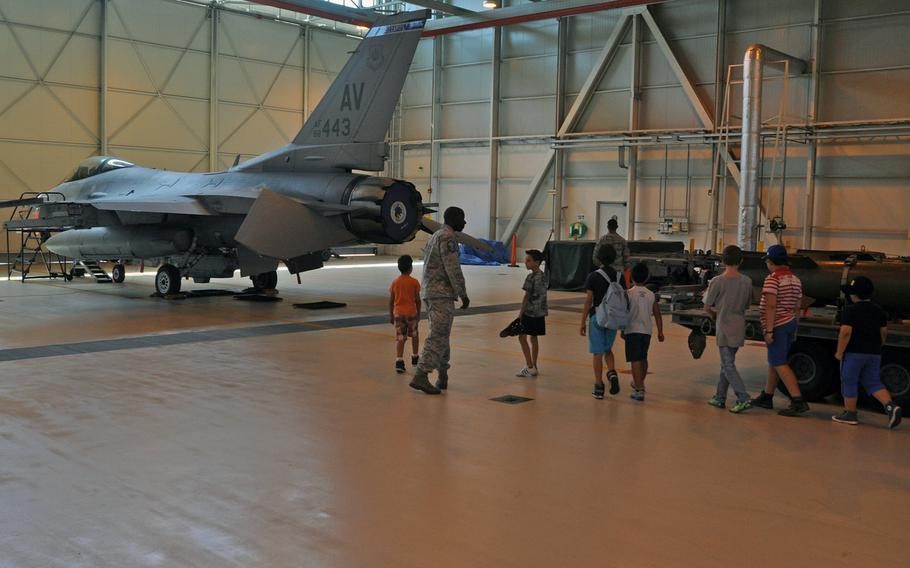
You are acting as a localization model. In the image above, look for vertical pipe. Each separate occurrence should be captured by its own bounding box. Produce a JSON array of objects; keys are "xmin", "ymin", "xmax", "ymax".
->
[
  {"xmin": 627, "ymin": 14, "xmax": 641, "ymax": 240},
  {"xmin": 99, "ymin": 0, "xmax": 108, "ymax": 155},
  {"xmin": 803, "ymin": 0, "xmax": 822, "ymax": 249},
  {"xmin": 208, "ymin": 5, "xmax": 218, "ymax": 172},
  {"xmin": 738, "ymin": 46, "xmax": 763, "ymax": 250},
  {"xmin": 489, "ymin": 27, "xmax": 502, "ymax": 239},
  {"xmin": 552, "ymin": 17, "xmax": 567, "ymax": 241}
]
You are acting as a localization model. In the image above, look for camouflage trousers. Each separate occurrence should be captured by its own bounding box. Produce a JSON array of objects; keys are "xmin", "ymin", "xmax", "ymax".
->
[{"xmin": 417, "ymin": 299, "xmax": 455, "ymax": 373}]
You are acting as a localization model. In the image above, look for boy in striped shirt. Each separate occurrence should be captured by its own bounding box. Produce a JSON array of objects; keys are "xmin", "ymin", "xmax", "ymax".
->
[{"xmin": 751, "ymin": 245, "xmax": 810, "ymax": 416}]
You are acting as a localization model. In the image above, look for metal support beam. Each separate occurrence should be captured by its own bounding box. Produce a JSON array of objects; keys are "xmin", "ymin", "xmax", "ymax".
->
[
  {"xmin": 249, "ymin": 0, "xmax": 377, "ymax": 27},
  {"xmin": 99, "ymin": 0, "xmax": 108, "ymax": 155},
  {"xmin": 501, "ymin": 12, "xmax": 632, "ymax": 244},
  {"xmin": 641, "ymin": 7, "xmax": 739, "ymax": 181},
  {"xmin": 707, "ymin": 0, "xmax": 725, "ymax": 251},
  {"xmin": 626, "ymin": 14, "xmax": 641, "ymax": 240},
  {"xmin": 423, "ymin": 0, "xmax": 662, "ymax": 37},
  {"xmin": 551, "ymin": 17, "xmax": 568, "ymax": 241},
  {"xmin": 303, "ymin": 26, "xmax": 310, "ymax": 119},
  {"xmin": 640, "ymin": 8, "xmax": 711, "ymax": 131},
  {"xmin": 429, "ymin": 36, "xmax": 443, "ymax": 212},
  {"xmin": 209, "ymin": 5, "xmax": 219, "ymax": 172},
  {"xmin": 406, "ymin": 0, "xmax": 474, "ymax": 16},
  {"xmin": 803, "ymin": 0, "xmax": 822, "ymax": 249},
  {"xmin": 488, "ymin": 27, "xmax": 501, "ymax": 239}
]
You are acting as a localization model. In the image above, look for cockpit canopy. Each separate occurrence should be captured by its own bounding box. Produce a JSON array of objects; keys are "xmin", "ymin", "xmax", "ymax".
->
[{"xmin": 68, "ymin": 156, "xmax": 134, "ymax": 182}]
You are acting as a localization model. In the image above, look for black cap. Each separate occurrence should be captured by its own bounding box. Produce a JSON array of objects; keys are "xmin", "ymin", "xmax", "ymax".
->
[{"xmin": 844, "ymin": 275, "xmax": 874, "ymax": 297}]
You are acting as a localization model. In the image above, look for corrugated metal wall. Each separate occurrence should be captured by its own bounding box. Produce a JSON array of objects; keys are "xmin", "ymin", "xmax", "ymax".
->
[
  {"xmin": 394, "ymin": 0, "xmax": 910, "ymax": 256},
  {"xmin": 0, "ymin": 0, "xmax": 357, "ymax": 252}
]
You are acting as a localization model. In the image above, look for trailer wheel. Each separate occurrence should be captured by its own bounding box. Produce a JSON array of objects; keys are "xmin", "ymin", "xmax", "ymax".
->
[
  {"xmin": 880, "ymin": 359, "xmax": 910, "ymax": 408},
  {"xmin": 111, "ymin": 263, "xmax": 126, "ymax": 283},
  {"xmin": 777, "ymin": 339, "xmax": 839, "ymax": 402}
]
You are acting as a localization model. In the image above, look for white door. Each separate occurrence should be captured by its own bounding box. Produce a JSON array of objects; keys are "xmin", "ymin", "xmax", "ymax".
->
[{"xmin": 597, "ymin": 201, "xmax": 628, "ymax": 238}]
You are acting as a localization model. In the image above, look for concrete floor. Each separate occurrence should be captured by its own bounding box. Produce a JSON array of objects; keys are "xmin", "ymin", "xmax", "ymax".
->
[{"xmin": 0, "ymin": 259, "xmax": 907, "ymax": 567}]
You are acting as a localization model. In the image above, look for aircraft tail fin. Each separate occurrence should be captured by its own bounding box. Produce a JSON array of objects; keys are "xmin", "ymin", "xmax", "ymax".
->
[{"xmin": 293, "ymin": 10, "xmax": 429, "ymax": 147}]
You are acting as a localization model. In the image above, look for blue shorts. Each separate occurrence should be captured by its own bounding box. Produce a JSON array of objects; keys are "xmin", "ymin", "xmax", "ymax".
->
[
  {"xmin": 588, "ymin": 315, "xmax": 617, "ymax": 354},
  {"xmin": 840, "ymin": 352, "xmax": 887, "ymax": 398},
  {"xmin": 767, "ymin": 319, "xmax": 798, "ymax": 367}
]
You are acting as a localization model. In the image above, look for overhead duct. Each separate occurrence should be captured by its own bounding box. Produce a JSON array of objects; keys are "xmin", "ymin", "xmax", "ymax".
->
[{"xmin": 738, "ymin": 45, "xmax": 808, "ymax": 251}]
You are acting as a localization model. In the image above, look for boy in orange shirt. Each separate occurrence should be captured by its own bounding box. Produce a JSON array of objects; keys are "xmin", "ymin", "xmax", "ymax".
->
[{"xmin": 389, "ymin": 255, "xmax": 422, "ymax": 373}]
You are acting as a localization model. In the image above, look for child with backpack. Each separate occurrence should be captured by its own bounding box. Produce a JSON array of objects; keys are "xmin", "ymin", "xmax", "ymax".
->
[
  {"xmin": 580, "ymin": 246, "xmax": 627, "ymax": 399},
  {"xmin": 623, "ymin": 263, "xmax": 664, "ymax": 401}
]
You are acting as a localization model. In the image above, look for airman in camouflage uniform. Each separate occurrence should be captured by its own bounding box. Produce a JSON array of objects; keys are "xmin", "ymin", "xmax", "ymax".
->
[{"xmin": 410, "ymin": 207, "xmax": 470, "ymax": 394}]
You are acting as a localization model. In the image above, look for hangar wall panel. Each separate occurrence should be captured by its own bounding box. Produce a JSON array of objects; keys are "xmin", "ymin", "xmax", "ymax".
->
[
  {"xmin": 0, "ymin": 0, "xmax": 356, "ymax": 254},
  {"xmin": 393, "ymin": 0, "xmax": 910, "ymax": 256}
]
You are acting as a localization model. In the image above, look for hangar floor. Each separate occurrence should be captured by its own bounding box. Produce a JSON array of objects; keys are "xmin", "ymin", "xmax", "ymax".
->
[{"xmin": 0, "ymin": 259, "xmax": 907, "ymax": 567}]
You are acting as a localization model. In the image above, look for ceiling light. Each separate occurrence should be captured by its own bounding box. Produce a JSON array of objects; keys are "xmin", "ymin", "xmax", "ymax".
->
[{"xmin": 483, "ymin": 0, "xmax": 499, "ymax": 8}]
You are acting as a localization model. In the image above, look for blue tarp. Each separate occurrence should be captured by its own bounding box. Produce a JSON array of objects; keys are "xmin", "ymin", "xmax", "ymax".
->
[{"xmin": 459, "ymin": 239, "xmax": 510, "ymax": 266}]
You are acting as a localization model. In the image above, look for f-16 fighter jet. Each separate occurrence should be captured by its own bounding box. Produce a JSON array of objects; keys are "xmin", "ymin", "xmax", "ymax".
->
[{"xmin": 2, "ymin": 10, "xmax": 486, "ymax": 296}]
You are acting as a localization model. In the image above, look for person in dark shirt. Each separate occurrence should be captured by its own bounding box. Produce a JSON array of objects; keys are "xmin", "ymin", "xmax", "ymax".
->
[
  {"xmin": 580, "ymin": 245, "xmax": 626, "ymax": 400},
  {"xmin": 833, "ymin": 276, "xmax": 902, "ymax": 428}
]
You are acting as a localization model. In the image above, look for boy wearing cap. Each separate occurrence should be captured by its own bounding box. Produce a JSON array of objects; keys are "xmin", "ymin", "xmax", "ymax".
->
[
  {"xmin": 751, "ymin": 245, "xmax": 811, "ymax": 416},
  {"xmin": 833, "ymin": 276, "xmax": 902, "ymax": 428}
]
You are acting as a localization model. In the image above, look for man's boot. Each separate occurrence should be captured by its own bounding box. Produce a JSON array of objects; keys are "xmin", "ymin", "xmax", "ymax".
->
[
  {"xmin": 410, "ymin": 370, "xmax": 441, "ymax": 395},
  {"xmin": 435, "ymin": 369, "xmax": 448, "ymax": 391}
]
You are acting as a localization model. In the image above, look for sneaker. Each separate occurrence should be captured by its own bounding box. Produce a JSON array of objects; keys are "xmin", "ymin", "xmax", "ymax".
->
[
  {"xmin": 630, "ymin": 380, "xmax": 645, "ymax": 394},
  {"xmin": 832, "ymin": 410, "xmax": 859, "ymax": 425},
  {"xmin": 516, "ymin": 367, "xmax": 535, "ymax": 378},
  {"xmin": 411, "ymin": 355, "xmax": 419, "ymax": 367},
  {"xmin": 778, "ymin": 399, "xmax": 810, "ymax": 417},
  {"xmin": 409, "ymin": 371, "xmax": 441, "ymax": 395},
  {"xmin": 729, "ymin": 400, "xmax": 752, "ymax": 414},
  {"xmin": 751, "ymin": 391, "xmax": 774, "ymax": 410},
  {"xmin": 707, "ymin": 397, "xmax": 726, "ymax": 409},
  {"xmin": 528, "ymin": 367, "xmax": 539, "ymax": 377},
  {"xmin": 607, "ymin": 371, "xmax": 620, "ymax": 395},
  {"xmin": 592, "ymin": 381, "xmax": 605, "ymax": 400},
  {"xmin": 630, "ymin": 389, "xmax": 645, "ymax": 402},
  {"xmin": 395, "ymin": 360, "xmax": 406, "ymax": 374},
  {"xmin": 886, "ymin": 404, "xmax": 902, "ymax": 429}
]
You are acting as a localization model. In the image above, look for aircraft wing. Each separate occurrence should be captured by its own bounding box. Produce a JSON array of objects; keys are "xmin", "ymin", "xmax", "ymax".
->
[{"xmin": 234, "ymin": 189, "xmax": 357, "ymax": 259}]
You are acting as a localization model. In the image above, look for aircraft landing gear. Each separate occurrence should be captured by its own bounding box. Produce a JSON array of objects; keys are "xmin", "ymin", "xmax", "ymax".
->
[
  {"xmin": 250, "ymin": 270, "xmax": 278, "ymax": 291},
  {"xmin": 155, "ymin": 264, "xmax": 182, "ymax": 296},
  {"xmin": 111, "ymin": 263, "xmax": 126, "ymax": 283}
]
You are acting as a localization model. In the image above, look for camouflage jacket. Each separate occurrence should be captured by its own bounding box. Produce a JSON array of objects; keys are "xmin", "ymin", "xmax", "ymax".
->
[
  {"xmin": 421, "ymin": 225, "xmax": 467, "ymax": 300},
  {"xmin": 592, "ymin": 232, "xmax": 630, "ymax": 272}
]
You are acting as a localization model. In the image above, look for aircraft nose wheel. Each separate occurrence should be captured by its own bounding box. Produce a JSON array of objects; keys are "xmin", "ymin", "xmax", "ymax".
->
[
  {"xmin": 111, "ymin": 263, "xmax": 126, "ymax": 283},
  {"xmin": 155, "ymin": 264, "xmax": 182, "ymax": 296}
]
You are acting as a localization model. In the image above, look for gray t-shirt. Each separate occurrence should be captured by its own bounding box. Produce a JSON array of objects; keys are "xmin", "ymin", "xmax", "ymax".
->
[
  {"xmin": 522, "ymin": 271, "xmax": 548, "ymax": 317},
  {"xmin": 704, "ymin": 273, "xmax": 753, "ymax": 347}
]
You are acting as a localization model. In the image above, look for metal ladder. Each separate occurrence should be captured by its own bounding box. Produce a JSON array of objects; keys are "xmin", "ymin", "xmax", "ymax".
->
[
  {"xmin": 5, "ymin": 192, "xmax": 72, "ymax": 282},
  {"xmin": 708, "ymin": 61, "xmax": 792, "ymax": 250},
  {"xmin": 78, "ymin": 260, "xmax": 112, "ymax": 283}
]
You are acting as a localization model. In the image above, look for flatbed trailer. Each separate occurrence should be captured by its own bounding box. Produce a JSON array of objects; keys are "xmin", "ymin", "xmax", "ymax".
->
[{"xmin": 670, "ymin": 306, "xmax": 910, "ymax": 407}]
